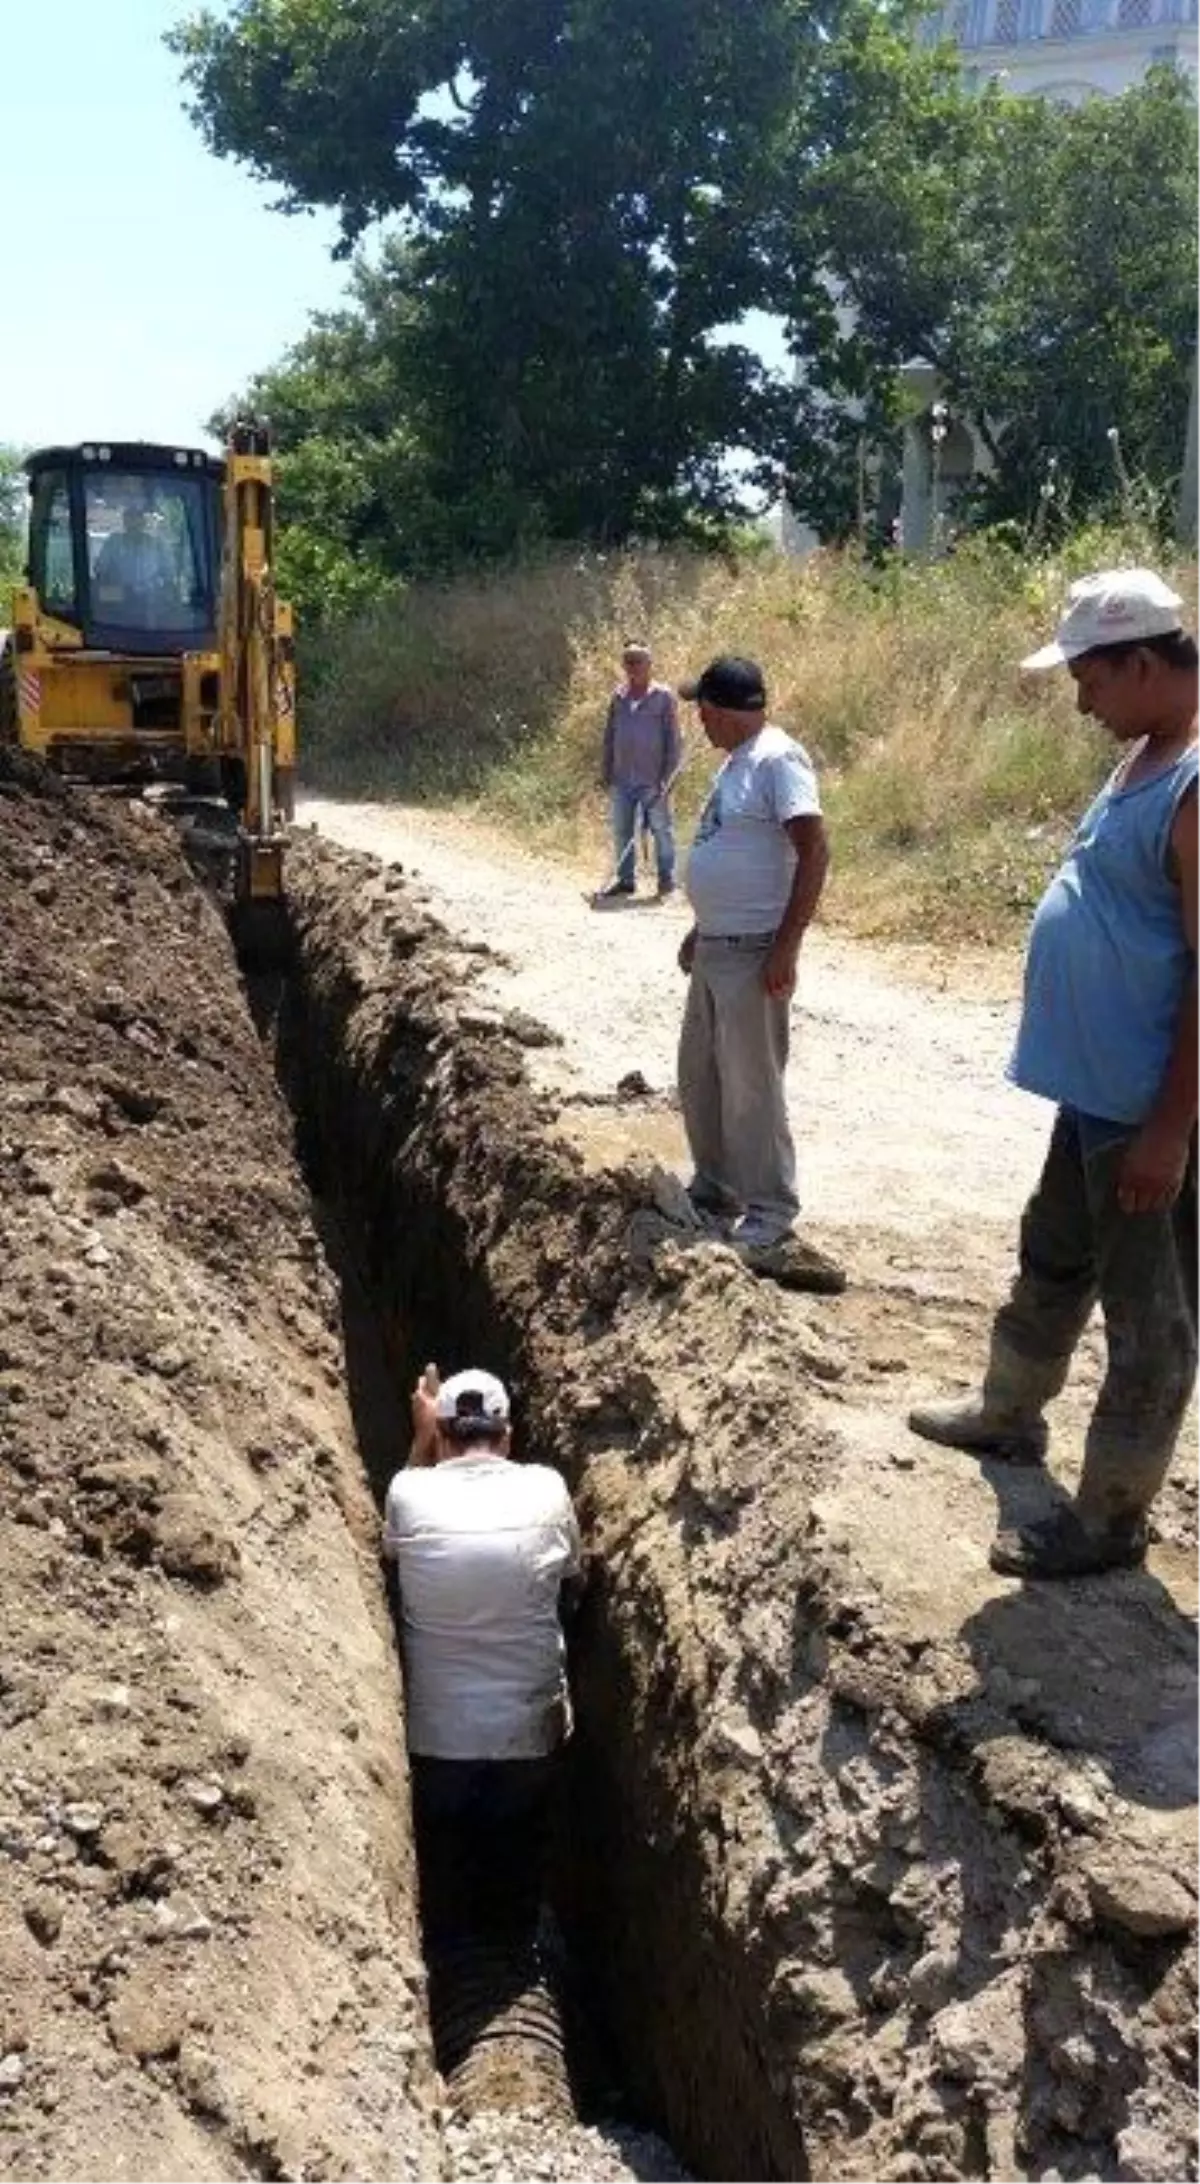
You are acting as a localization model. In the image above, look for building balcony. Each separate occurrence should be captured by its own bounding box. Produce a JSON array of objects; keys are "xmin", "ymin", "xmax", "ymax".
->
[{"xmin": 919, "ymin": 0, "xmax": 1196, "ymax": 47}]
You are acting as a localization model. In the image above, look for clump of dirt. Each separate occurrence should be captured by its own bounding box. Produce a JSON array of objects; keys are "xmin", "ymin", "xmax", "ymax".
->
[
  {"xmin": 285, "ymin": 831, "xmax": 1198, "ymax": 2184},
  {"xmin": 0, "ymin": 757, "xmax": 443, "ymax": 2181}
]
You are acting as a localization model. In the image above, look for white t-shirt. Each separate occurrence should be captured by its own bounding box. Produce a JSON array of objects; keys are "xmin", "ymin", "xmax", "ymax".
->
[
  {"xmin": 383, "ymin": 1454, "xmax": 581, "ymax": 1761},
  {"xmin": 685, "ymin": 725, "xmax": 822, "ymax": 937}
]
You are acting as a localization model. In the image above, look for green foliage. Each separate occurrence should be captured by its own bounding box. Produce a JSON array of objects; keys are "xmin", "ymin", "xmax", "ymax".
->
[
  {"xmin": 299, "ymin": 544, "xmax": 700, "ymax": 792},
  {"xmin": 171, "ymin": 0, "xmax": 929, "ymax": 563},
  {"xmin": 786, "ymin": 63, "xmax": 1198, "ymax": 535},
  {"xmin": 173, "ymin": 5, "xmax": 1196, "ymax": 573},
  {"xmin": 0, "ymin": 446, "xmax": 27, "ymax": 602}
]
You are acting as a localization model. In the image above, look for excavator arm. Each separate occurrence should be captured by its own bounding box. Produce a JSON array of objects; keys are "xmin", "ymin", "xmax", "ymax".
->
[{"xmin": 217, "ymin": 421, "xmax": 293, "ymax": 961}]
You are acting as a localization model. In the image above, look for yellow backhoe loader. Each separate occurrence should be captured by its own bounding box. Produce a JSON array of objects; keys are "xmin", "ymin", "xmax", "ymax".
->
[{"xmin": 0, "ymin": 421, "xmax": 294, "ymax": 945}]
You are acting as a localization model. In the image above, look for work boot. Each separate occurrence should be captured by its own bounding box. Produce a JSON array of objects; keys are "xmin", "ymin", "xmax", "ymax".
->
[
  {"xmin": 907, "ymin": 1336, "xmax": 1068, "ymax": 1465},
  {"xmin": 989, "ymin": 1504, "xmax": 1147, "ymax": 1580},
  {"xmin": 595, "ymin": 879, "xmax": 635, "ymax": 900},
  {"xmin": 730, "ymin": 1213, "xmax": 794, "ymax": 1251},
  {"xmin": 740, "ymin": 1232, "xmax": 848, "ymax": 1296}
]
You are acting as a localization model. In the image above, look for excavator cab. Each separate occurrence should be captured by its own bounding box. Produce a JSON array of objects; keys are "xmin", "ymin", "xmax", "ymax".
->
[
  {"xmin": 26, "ymin": 444, "xmax": 223, "ymax": 659},
  {"xmin": 2, "ymin": 427, "xmax": 295, "ymax": 963}
]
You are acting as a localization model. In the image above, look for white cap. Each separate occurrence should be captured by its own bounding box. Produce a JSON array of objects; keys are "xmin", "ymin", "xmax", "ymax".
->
[
  {"xmin": 1021, "ymin": 567, "xmax": 1184, "ymax": 672},
  {"xmin": 434, "ymin": 1368, "xmax": 510, "ymax": 1432}
]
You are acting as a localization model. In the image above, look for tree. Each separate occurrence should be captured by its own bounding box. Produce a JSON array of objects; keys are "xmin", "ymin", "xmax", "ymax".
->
[
  {"xmin": 215, "ymin": 239, "xmax": 553, "ymax": 612},
  {"xmin": 170, "ymin": 0, "xmax": 917, "ymax": 557},
  {"xmin": 0, "ymin": 447, "xmax": 26, "ymax": 602},
  {"xmin": 783, "ymin": 60, "xmax": 1198, "ymax": 533},
  {"xmin": 216, "ymin": 265, "xmax": 425, "ymax": 617},
  {"xmin": 174, "ymin": 4, "xmax": 1194, "ymax": 566}
]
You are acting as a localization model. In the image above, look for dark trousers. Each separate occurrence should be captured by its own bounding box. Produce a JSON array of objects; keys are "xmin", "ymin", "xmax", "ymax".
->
[
  {"xmin": 409, "ymin": 1752, "xmax": 560, "ymax": 1953},
  {"xmin": 996, "ymin": 1109, "xmax": 1197, "ymax": 1525}
]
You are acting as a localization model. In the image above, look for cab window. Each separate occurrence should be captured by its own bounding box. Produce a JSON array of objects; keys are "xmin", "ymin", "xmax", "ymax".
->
[
  {"xmin": 29, "ymin": 472, "xmax": 77, "ymax": 617},
  {"xmin": 86, "ymin": 471, "xmax": 214, "ymax": 633}
]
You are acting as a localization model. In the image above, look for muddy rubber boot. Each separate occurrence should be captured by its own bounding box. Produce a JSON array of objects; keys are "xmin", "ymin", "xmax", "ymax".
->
[
  {"xmin": 1068, "ymin": 1415, "xmax": 1180, "ymax": 1547},
  {"xmin": 907, "ymin": 1337, "xmax": 1068, "ymax": 1465},
  {"xmin": 989, "ymin": 1504, "xmax": 1147, "ymax": 1580}
]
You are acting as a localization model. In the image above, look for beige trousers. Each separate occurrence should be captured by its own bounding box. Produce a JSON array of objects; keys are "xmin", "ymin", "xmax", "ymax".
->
[{"xmin": 677, "ymin": 934, "xmax": 799, "ymax": 1233}]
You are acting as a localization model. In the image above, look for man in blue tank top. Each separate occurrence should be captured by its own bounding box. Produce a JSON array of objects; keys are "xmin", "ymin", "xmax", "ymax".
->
[{"xmin": 909, "ymin": 569, "xmax": 1197, "ymax": 1579}]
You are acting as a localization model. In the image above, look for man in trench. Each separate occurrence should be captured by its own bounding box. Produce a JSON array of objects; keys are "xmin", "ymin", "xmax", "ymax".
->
[
  {"xmin": 676, "ymin": 654, "xmax": 830, "ymax": 1252},
  {"xmin": 910, "ymin": 568, "xmax": 1197, "ymax": 1580},
  {"xmin": 382, "ymin": 1367, "xmax": 581, "ymax": 1949}
]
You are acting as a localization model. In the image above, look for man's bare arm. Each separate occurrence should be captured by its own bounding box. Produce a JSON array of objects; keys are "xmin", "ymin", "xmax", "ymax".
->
[
  {"xmin": 408, "ymin": 1365, "xmax": 441, "ymax": 1468},
  {"xmin": 1118, "ymin": 786, "xmax": 1197, "ymax": 1213},
  {"xmin": 764, "ymin": 815, "xmax": 830, "ymax": 999}
]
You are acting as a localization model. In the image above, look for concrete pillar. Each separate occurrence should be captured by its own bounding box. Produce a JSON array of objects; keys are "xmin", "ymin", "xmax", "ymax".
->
[{"xmin": 901, "ymin": 420, "xmax": 934, "ymax": 553}]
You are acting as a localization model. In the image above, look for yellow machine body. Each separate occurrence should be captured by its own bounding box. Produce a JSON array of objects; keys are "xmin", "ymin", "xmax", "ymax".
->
[{"xmin": 0, "ymin": 432, "xmax": 295, "ymax": 902}]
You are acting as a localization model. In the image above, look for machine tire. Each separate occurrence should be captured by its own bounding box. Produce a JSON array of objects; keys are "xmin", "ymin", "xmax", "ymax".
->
[{"xmin": 183, "ymin": 754, "xmax": 223, "ymax": 798}]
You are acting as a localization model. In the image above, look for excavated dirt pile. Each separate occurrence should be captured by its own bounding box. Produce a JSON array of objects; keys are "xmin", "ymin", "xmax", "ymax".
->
[
  {"xmin": 0, "ymin": 755, "xmax": 442, "ymax": 2181},
  {"xmin": 1, "ymin": 752, "xmax": 1195, "ymax": 2184},
  {"xmin": 283, "ymin": 832, "xmax": 1198, "ymax": 2184}
]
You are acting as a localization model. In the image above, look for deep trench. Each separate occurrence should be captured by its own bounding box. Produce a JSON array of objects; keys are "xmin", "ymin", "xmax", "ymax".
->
[
  {"xmin": 240, "ymin": 950, "xmax": 737, "ymax": 2175},
  {"xmin": 312, "ymin": 1200, "xmax": 619, "ymax": 2126}
]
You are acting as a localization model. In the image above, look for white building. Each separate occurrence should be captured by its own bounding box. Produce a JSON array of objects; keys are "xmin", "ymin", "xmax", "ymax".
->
[
  {"xmin": 920, "ymin": 0, "xmax": 1196, "ymax": 105},
  {"xmin": 898, "ymin": 0, "xmax": 1198, "ymax": 548}
]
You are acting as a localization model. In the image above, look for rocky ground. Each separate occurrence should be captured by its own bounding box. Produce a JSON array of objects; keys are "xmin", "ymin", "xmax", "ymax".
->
[
  {"xmin": 0, "ymin": 759, "xmax": 689, "ymax": 2183},
  {"xmin": 444, "ymin": 2109, "xmax": 691, "ymax": 2182},
  {"xmin": 0, "ymin": 752, "xmax": 1193, "ymax": 2183},
  {"xmin": 298, "ymin": 796, "xmax": 1197, "ymax": 1586},
  {"xmin": 0, "ymin": 757, "xmax": 440, "ymax": 2182}
]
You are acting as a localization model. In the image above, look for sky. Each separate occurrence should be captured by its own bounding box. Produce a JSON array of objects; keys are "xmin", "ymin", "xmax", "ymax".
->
[
  {"xmin": 1, "ymin": 0, "xmax": 355, "ymax": 452},
  {"xmin": 0, "ymin": 0, "xmax": 789, "ymax": 460}
]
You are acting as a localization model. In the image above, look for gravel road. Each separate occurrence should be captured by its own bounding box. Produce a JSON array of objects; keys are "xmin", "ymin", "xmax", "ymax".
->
[{"xmin": 300, "ymin": 796, "xmax": 1049, "ymax": 1297}]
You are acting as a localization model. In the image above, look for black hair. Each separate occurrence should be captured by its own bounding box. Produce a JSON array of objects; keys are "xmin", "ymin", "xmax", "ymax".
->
[
  {"xmin": 1076, "ymin": 631, "xmax": 1198, "ymax": 671},
  {"xmin": 443, "ymin": 1419, "xmax": 507, "ymax": 1446},
  {"xmin": 441, "ymin": 1391, "xmax": 508, "ymax": 1446}
]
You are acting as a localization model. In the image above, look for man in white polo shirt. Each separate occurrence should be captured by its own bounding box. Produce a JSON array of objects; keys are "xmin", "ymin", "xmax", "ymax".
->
[
  {"xmin": 677, "ymin": 655, "xmax": 829, "ymax": 1250},
  {"xmin": 383, "ymin": 1367, "xmax": 580, "ymax": 1949}
]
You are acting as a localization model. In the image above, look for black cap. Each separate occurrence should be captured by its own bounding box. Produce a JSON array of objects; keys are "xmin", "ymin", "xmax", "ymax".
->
[{"xmin": 678, "ymin": 655, "xmax": 767, "ymax": 711}]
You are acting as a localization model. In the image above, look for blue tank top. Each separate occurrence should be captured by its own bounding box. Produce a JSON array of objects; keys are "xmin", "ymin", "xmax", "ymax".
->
[{"xmin": 1009, "ymin": 742, "xmax": 1197, "ymax": 1125}]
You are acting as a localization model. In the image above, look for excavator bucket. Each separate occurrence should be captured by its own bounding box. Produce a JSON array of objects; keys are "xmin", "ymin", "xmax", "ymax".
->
[
  {"xmin": 229, "ymin": 837, "xmax": 292, "ymax": 971},
  {"xmin": 229, "ymin": 893, "xmax": 292, "ymax": 972}
]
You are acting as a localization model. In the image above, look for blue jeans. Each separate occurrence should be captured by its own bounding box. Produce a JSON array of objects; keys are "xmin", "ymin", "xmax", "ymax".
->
[{"xmin": 611, "ymin": 784, "xmax": 675, "ymax": 889}]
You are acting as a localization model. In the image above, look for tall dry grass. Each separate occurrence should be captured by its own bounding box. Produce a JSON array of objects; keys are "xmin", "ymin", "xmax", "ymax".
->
[
  {"xmin": 300, "ymin": 552, "xmax": 709, "ymax": 800},
  {"xmin": 301, "ymin": 526, "xmax": 1194, "ymax": 943}
]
